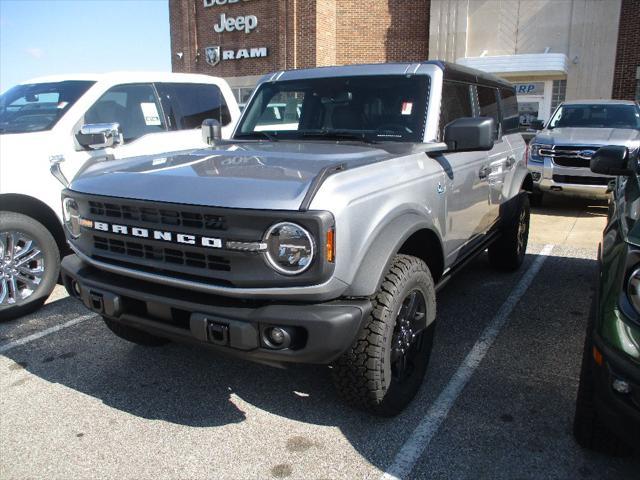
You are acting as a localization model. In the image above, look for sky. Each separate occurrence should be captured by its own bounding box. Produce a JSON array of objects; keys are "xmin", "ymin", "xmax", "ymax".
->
[{"xmin": 0, "ymin": 0, "xmax": 171, "ymax": 92}]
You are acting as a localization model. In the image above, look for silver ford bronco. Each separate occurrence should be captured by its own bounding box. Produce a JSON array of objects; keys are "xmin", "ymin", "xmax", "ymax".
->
[{"xmin": 59, "ymin": 61, "xmax": 532, "ymax": 415}]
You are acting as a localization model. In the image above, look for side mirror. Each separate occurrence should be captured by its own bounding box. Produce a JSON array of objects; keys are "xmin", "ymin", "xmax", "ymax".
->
[
  {"xmin": 202, "ymin": 118, "xmax": 222, "ymax": 145},
  {"xmin": 590, "ymin": 145, "xmax": 633, "ymax": 176},
  {"xmin": 530, "ymin": 119, "xmax": 545, "ymax": 130},
  {"xmin": 444, "ymin": 117, "xmax": 495, "ymax": 152},
  {"xmin": 76, "ymin": 123, "xmax": 121, "ymax": 150}
]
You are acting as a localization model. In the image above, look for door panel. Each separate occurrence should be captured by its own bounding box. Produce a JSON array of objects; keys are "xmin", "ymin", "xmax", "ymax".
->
[{"xmin": 440, "ymin": 149, "xmax": 490, "ymax": 264}]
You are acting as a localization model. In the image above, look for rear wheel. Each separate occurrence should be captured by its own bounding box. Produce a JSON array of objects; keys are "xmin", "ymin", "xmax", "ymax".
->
[
  {"xmin": 489, "ymin": 193, "xmax": 530, "ymax": 271},
  {"xmin": 103, "ymin": 316, "xmax": 170, "ymax": 346},
  {"xmin": 331, "ymin": 254, "xmax": 436, "ymax": 416},
  {"xmin": 0, "ymin": 212, "xmax": 60, "ymax": 321}
]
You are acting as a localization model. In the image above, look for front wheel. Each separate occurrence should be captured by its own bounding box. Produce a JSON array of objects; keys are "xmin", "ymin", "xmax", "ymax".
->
[
  {"xmin": 331, "ymin": 254, "xmax": 436, "ymax": 416},
  {"xmin": 488, "ymin": 193, "xmax": 530, "ymax": 271},
  {"xmin": 0, "ymin": 212, "xmax": 60, "ymax": 321}
]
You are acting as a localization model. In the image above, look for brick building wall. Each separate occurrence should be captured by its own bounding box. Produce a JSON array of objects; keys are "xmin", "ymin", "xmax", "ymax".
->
[
  {"xmin": 169, "ymin": 0, "xmax": 430, "ymax": 85},
  {"xmin": 612, "ymin": 0, "xmax": 640, "ymax": 100}
]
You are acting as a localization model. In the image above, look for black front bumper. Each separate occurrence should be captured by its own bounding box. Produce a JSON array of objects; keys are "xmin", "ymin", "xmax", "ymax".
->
[
  {"xmin": 593, "ymin": 333, "xmax": 640, "ymax": 447},
  {"xmin": 61, "ymin": 254, "xmax": 370, "ymax": 366}
]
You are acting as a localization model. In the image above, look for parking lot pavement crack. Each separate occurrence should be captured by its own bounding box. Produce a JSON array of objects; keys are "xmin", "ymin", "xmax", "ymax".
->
[{"xmin": 380, "ymin": 244, "xmax": 554, "ymax": 480}]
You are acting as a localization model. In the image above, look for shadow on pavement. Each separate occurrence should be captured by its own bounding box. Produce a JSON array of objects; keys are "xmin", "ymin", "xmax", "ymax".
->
[{"xmin": 3, "ymin": 250, "xmax": 639, "ymax": 476}]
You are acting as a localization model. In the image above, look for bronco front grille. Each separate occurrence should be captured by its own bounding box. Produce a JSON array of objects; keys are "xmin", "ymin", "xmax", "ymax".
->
[
  {"xmin": 93, "ymin": 236, "xmax": 231, "ymax": 272},
  {"xmin": 88, "ymin": 201, "xmax": 227, "ymax": 231},
  {"xmin": 539, "ymin": 145, "xmax": 601, "ymax": 168}
]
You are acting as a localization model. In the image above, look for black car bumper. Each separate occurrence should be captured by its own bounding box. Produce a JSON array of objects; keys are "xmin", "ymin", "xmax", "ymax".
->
[
  {"xmin": 592, "ymin": 333, "xmax": 640, "ymax": 446},
  {"xmin": 61, "ymin": 254, "xmax": 371, "ymax": 366}
]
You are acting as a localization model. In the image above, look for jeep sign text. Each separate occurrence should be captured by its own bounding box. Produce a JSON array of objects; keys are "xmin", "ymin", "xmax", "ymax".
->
[
  {"xmin": 203, "ymin": 0, "xmax": 252, "ymax": 6},
  {"xmin": 214, "ymin": 13, "xmax": 258, "ymax": 34}
]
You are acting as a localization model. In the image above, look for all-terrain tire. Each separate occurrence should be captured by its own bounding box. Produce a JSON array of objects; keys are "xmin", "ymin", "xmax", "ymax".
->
[
  {"xmin": 331, "ymin": 254, "xmax": 436, "ymax": 416},
  {"xmin": 103, "ymin": 316, "xmax": 170, "ymax": 346},
  {"xmin": 488, "ymin": 193, "xmax": 530, "ymax": 271},
  {"xmin": 0, "ymin": 211, "xmax": 60, "ymax": 321},
  {"xmin": 572, "ymin": 297, "xmax": 631, "ymax": 456}
]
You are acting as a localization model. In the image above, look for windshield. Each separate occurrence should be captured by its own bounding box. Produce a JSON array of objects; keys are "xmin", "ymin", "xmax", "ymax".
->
[
  {"xmin": 0, "ymin": 80, "xmax": 95, "ymax": 134},
  {"xmin": 548, "ymin": 103, "xmax": 640, "ymax": 129},
  {"xmin": 235, "ymin": 75, "xmax": 430, "ymax": 143}
]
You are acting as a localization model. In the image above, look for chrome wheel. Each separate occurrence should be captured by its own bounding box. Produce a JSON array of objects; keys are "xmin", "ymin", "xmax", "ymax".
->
[{"xmin": 0, "ymin": 231, "xmax": 45, "ymax": 305}]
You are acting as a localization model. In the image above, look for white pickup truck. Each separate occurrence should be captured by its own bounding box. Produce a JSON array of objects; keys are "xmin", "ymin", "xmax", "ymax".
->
[{"xmin": 0, "ymin": 72, "xmax": 240, "ymax": 319}]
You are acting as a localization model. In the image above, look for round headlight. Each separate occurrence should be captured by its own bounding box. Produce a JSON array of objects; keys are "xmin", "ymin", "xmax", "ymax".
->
[
  {"xmin": 627, "ymin": 266, "xmax": 640, "ymax": 314},
  {"xmin": 62, "ymin": 197, "xmax": 81, "ymax": 238},
  {"xmin": 264, "ymin": 222, "xmax": 314, "ymax": 275}
]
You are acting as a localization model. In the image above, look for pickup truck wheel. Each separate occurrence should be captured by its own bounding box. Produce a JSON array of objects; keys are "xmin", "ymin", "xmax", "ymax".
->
[
  {"xmin": 0, "ymin": 212, "xmax": 60, "ymax": 321},
  {"xmin": 573, "ymin": 297, "xmax": 631, "ymax": 456},
  {"xmin": 331, "ymin": 254, "xmax": 436, "ymax": 416},
  {"xmin": 102, "ymin": 316, "xmax": 170, "ymax": 346},
  {"xmin": 488, "ymin": 193, "xmax": 530, "ymax": 271}
]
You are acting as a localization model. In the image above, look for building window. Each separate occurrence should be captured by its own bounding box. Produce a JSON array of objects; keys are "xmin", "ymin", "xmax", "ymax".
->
[
  {"xmin": 636, "ymin": 66, "xmax": 640, "ymax": 102},
  {"xmin": 551, "ymin": 80, "xmax": 566, "ymax": 113},
  {"xmin": 233, "ymin": 87, "xmax": 255, "ymax": 106}
]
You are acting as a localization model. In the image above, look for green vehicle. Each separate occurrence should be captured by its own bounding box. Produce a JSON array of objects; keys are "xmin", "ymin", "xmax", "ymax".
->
[{"xmin": 574, "ymin": 144, "xmax": 640, "ymax": 455}]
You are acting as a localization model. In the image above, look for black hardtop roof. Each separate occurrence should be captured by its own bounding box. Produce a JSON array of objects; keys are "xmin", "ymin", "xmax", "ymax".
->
[{"xmin": 428, "ymin": 60, "xmax": 514, "ymax": 90}]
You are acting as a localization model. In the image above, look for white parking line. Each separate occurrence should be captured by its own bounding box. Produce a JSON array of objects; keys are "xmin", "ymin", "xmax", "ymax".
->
[
  {"xmin": 381, "ymin": 244, "xmax": 554, "ymax": 480},
  {"xmin": 0, "ymin": 313, "xmax": 97, "ymax": 354}
]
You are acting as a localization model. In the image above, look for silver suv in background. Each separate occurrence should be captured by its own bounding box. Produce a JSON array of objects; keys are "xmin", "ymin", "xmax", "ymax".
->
[{"xmin": 528, "ymin": 100, "xmax": 640, "ymax": 205}]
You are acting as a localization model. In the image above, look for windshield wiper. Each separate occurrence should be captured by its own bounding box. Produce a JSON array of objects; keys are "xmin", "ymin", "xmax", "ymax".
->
[
  {"xmin": 235, "ymin": 131, "xmax": 278, "ymax": 142},
  {"xmin": 301, "ymin": 130, "xmax": 378, "ymax": 144}
]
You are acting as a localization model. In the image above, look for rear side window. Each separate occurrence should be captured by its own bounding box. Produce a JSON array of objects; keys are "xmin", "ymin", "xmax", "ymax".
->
[
  {"xmin": 157, "ymin": 83, "xmax": 231, "ymax": 130},
  {"xmin": 476, "ymin": 86, "xmax": 500, "ymax": 139},
  {"xmin": 499, "ymin": 87, "xmax": 519, "ymax": 134},
  {"xmin": 440, "ymin": 82, "xmax": 473, "ymax": 139},
  {"xmin": 84, "ymin": 83, "xmax": 166, "ymax": 143}
]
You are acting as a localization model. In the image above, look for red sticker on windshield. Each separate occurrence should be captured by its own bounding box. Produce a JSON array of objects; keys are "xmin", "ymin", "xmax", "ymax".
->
[{"xmin": 401, "ymin": 102, "xmax": 413, "ymax": 115}]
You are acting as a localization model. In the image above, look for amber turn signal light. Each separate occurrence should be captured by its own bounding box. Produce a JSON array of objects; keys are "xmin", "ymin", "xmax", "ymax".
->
[
  {"xmin": 326, "ymin": 228, "xmax": 335, "ymax": 263},
  {"xmin": 592, "ymin": 346, "xmax": 603, "ymax": 366}
]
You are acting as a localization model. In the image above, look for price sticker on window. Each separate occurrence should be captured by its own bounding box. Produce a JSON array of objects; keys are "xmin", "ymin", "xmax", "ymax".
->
[
  {"xmin": 140, "ymin": 102, "xmax": 161, "ymax": 126},
  {"xmin": 401, "ymin": 102, "xmax": 413, "ymax": 115}
]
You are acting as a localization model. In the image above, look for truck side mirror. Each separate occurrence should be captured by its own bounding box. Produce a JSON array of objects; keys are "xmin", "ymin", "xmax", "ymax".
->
[
  {"xmin": 202, "ymin": 118, "xmax": 222, "ymax": 145},
  {"xmin": 76, "ymin": 123, "xmax": 122, "ymax": 150},
  {"xmin": 530, "ymin": 119, "xmax": 545, "ymax": 130},
  {"xmin": 590, "ymin": 145, "xmax": 633, "ymax": 176},
  {"xmin": 444, "ymin": 117, "xmax": 495, "ymax": 152}
]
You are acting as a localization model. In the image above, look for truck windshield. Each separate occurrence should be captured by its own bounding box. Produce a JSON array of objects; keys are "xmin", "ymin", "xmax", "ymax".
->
[
  {"xmin": 0, "ymin": 80, "xmax": 95, "ymax": 134},
  {"xmin": 548, "ymin": 103, "xmax": 640, "ymax": 130},
  {"xmin": 235, "ymin": 75, "xmax": 430, "ymax": 143}
]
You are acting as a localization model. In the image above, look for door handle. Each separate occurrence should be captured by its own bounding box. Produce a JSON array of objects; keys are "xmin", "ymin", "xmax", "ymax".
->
[{"xmin": 479, "ymin": 166, "xmax": 490, "ymax": 180}]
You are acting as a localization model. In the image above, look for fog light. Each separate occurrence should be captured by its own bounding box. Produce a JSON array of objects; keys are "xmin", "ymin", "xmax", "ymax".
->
[
  {"xmin": 264, "ymin": 326, "xmax": 292, "ymax": 349},
  {"xmin": 72, "ymin": 280, "xmax": 82, "ymax": 297},
  {"xmin": 612, "ymin": 378, "xmax": 631, "ymax": 394}
]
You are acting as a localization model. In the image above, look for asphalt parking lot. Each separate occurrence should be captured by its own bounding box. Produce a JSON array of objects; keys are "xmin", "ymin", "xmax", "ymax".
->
[{"xmin": 1, "ymin": 196, "xmax": 639, "ymax": 479}]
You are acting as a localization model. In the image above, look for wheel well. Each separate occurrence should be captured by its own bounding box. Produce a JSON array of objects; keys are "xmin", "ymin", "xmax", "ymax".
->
[
  {"xmin": 0, "ymin": 194, "xmax": 68, "ymax": 255},
  {"xmin": 522, "ymin": 173, "xmax": 533, "ymax": 193},
  {"xmin": 397, "ymin": 229, "xmax": 444, "ymax": 283}
]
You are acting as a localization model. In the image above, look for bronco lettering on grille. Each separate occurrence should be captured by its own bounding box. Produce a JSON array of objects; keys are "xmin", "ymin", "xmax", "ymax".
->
[{"xmin": 93, "ymin": 221, "xmax": 222, "ymax": 249}]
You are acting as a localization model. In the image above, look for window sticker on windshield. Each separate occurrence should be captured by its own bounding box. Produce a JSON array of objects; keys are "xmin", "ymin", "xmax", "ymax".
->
[
  {"xmin": 57, "ymin": 101, "xmax": 68, "ymax": 109},
  {"xmin": 140, "ymin": 102, "xmax": 161, "ymax": 126},
  {"xmin": 401, "ymin": 102, "xmax": 413, "ymax": 115}
]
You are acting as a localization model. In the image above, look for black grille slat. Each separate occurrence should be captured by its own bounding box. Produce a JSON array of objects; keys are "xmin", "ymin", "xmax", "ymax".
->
[
  {"xmin": 553, "ymin": 175, "xmax": 610, "ymax": 186},
  {"xmin": 87, "ymin": 201, "xmax": 227, "ymax": 231},
  {"xmin": 93, "ymin": 237, "xmax": 231, "ymax": 272}
]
